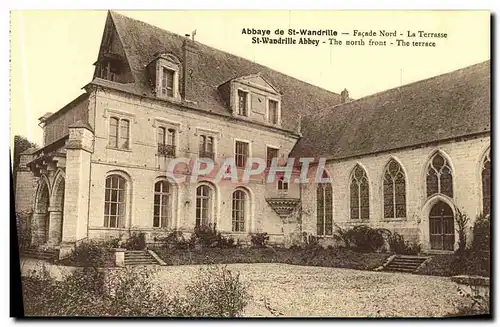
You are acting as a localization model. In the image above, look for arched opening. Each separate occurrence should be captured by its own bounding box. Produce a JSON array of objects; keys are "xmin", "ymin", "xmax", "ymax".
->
[
  {"xmin": 195, "ymin": 183, "xmax": 216, "ymax": 228},
  {"xmin": 481, "ymin": 149, "xmax": 491, "ymax": 217},
  {"xmin": 34, "ymin": 180, "xmax": 50, "ymax": 244},
  {"xmin": 429, "ymin": 201, "xmax": 455, "ymax": 250},
  {"xmin": 50, "ymin": 173, "xmax": 65, "ymax": 244},
  {"xmin": 153, "ymin": 179, "xmax": 172, "ymax": 228}
]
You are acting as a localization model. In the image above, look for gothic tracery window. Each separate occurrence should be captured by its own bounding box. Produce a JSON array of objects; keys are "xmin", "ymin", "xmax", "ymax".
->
[
  {"xmin": 426, "ymin": 152, "xmax": 453, "ymax": 198},
  {"xmin": 350, "ymin": 165, "xmax": 369, "ymax": 220},
  {"xmin": 383, "ymin": 159, "xmax": 407, "ymax": 219}
]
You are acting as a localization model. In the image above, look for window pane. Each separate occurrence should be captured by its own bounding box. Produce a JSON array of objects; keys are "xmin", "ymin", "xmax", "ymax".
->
[
  {"xmin": 109, "ymin": 117, "xmax": 119, "ymax": 147},
  {"xmin": 119, "ymin": 119, "xmax": 130, "ymax": 149},
  {"xmin": 482, "ymin": 155, "xmax": 491, "ymax": 216},
  {"xmin": 157, "ymin": 127, "xmax": 165, "ymax": 145},
  {"xmin": 440, "ymin": 169, "xmax": 453, "ymax": 198},
  {"xmin": 350, "ymin": 181, "xmax": 359, "ymax": 219},
  {"xmin": 426, "ymin": 170, "xmax": 439, "ymax": 197},
  {"xmin": 269, "ymin": 100, "xmax": 278, "ymax": 124},
  {"xmin": 167, "ymin": 129, "xmax": 175, "ymax": 146}
]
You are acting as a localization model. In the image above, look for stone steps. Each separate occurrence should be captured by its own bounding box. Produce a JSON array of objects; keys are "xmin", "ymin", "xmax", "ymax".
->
[
  {"xmin": 382, "ymin": 255, "xmax": 429, "ymax": 273},
  {"xmin": 124, "ymin": 250, "xmax": 158, "ymax": 266},
  {"xmin": 21, "ymin": 248, "xmax": 58, "ymax": 261}
]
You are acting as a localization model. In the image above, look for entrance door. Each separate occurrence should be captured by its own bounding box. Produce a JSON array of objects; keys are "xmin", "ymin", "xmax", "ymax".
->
[{"xmin": 429, "ymin": 201, "xmax": 455, "ymax": 250}]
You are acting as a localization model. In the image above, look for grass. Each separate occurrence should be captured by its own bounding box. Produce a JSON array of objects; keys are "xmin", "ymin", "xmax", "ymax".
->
[
  {"xmin": 416, "ymin": 253, "xmax": 490, "ymax": 277},
  {"xmin": 152, "ymin": 246, "xmax": 390, "ymax": 271}
]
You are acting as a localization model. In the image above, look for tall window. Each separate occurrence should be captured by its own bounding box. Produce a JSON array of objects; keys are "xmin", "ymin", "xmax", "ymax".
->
[
  {"xmin": 266, "ymin": 147, "xmax": 278, "ymax": 168},
  {"xmin": 162, "ymin": 67, "xmax": 175, "ymax": 97},
  {"xmin": 482, "ymin": 150, "xmax": 491, "ymax": 216},
  {"xmin": 196, "ymin": 185, "xmax": 212, "ymax": 227},
  {"xmin": 232, "ymin": 190, "xmax": 246, "ymax": 232},
  {"xmin": 426, "ymin": 152, "xmax": 453, "ymax": 198},
  {"xmin": 154, "ymin": 180, "xmax": 171, "ymax": 228},
  {"xmin": 383, "ymin": 159, "xmax": 407, "ymax": 219},
  {"xmin": 350, "ymin": 165, "xmax": 369, "ymax": 220},
  {"xmin": 157, "ymin": 127, "xmax": 176, "ymax": 157},
  {"xmin": 199, "ymin": 135, "xmax": 215, "ymax": 159},
  {"xmin": 268, "ymin": 99, "xmax": 278, "ymax": 124},
  {"xmin": 237, "ymin": 90, "xmax": 248, "ymax": 116},
  {"xmin": 317, "ymin": 182, "xmax": 333, "ymax": 235},
  {"xmin": 235, "ymin": 141, "xmax": 249, "ymax": 168},
  {"xmin": 104, "ymin": 175, "xmax": 126, "ymax": 228},
  {"xmin": 108, "ymin": 117, "xmax": 130, "ymax": 149}
]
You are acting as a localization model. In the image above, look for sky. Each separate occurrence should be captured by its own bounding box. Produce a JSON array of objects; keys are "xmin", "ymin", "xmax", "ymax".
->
[{"xmin": 10, "ymin": 10, "xmax": 490, "ymax": 146}]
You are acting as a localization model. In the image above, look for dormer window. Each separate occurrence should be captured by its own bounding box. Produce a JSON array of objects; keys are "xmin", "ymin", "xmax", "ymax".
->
[
  {"xmin": 238, "ymin": 90, "xmax": 248, "ymax": 116},
  {"xmin": 147, "ymin": 52, "xmax": 181, "ymax": 100},
  {"xmin": 161, "ymin": 68, "xmax": 175, "ymax": 97},
  {"xmin": 268, "ymin": 99, "xmax": 279, "ymax": 125}
]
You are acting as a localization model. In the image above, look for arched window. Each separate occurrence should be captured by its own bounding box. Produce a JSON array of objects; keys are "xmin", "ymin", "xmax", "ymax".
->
[
  {"xmin": 350, "ymin": 165, "xmax": 369, "ymax": 220},
  {"xmin": 317, "ymin": 182, "xmax": 333, "ymax": 235},
  {"xmin": 104, "ymin": 174, "xmax": 127, "ymax": 228},
  {"xmin": 383, "ymin": 159, "xmax": 407, "ymax": 219},
  {"xmin": 232, "ymin": 190, "xmax": 247, "ymax": 232},
  {"xmin": 426, "ymin": 152, "xmax": 453, "ymax": 198},
  {"xmin": 154, "ymin": 180, "xmax": 171, "ymax": 228},
  {"xmin": 196, "ymin": 185, "xmax": 212, "ymax": 227},
  {"xmin": 482, "ymin": 150, "xmax": 491, "ymax": 216}
]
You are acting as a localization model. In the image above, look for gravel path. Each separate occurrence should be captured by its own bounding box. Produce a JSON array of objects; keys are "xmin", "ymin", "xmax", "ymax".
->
[
  {"xmin": 150, "ymin": 263, "xmax": 465, "ymax": 317},
  {"xmin": 20, "ymin": 260, "xmax": 465, "ymax": 317}
]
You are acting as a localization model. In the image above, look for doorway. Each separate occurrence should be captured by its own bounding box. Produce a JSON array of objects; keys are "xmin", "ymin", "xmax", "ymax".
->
[{"xmin": 429, "ymin": 201, "xmax": 455, "ymax": 250}]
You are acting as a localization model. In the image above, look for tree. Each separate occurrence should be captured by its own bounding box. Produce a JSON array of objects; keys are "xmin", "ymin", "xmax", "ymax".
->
[{"xmin": 12, "ymin": 135, "xmax": 38, "ymax": 188}]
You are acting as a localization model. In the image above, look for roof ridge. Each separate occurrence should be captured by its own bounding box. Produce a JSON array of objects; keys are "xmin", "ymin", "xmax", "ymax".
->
[
  {"xmin": 327, "ymin": 59, "xmax": 490, "ymax": 111},
  {"xmin": 110, "ymin": 11, "xmax": 341, "ymax": 98}
]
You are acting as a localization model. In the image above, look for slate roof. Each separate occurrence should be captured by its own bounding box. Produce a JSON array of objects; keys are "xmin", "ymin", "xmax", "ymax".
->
[
  {"xmin": 290, "ymin": 60, "xmax": 491, "ymax": 159},
  {"xmin": 104, "ymin": 11, "xmax": 343, "ymax": 133}
]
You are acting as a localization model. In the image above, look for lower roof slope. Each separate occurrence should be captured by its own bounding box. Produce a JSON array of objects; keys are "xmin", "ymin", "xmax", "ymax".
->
[{"xmin": 290, "ymin": 60, "xmax": 491, "ymax": 159}]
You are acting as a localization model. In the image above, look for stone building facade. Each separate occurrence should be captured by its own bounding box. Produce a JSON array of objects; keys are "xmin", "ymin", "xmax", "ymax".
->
[{"xmin": 15, "ymin": 12, "xmax": 490, "ymax": 255}]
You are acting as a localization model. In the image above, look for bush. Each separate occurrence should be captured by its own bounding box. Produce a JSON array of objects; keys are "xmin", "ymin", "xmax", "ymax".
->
[
  {"xmin": 471, "ymin": 213, "xmax": 490, "ymax": 255},
  {"xmin": 347, "ymin": 225, "xmax": 389, "ymax": 252},
  {"xmin": 22, "ymin": 263, "xmax": 251, "ymax": 317},
  {"xmin": 387, "ymin": 232, "xmax": 421, "ymax": 255},
  {"xmin": 184, "ymin": 265, "xmax": 250, "ymax": 317},
  {"xmin": 191, "ymin": 225, "xmax": 237, "ymax": 249},
  {"xmin": 250, "ymin": 232, "xmax": 269, "ymax": 248},
  {"xmin": 65, "ymin": 240, "xmax": 115, "ymax": 267},
  {"xmin": 124, "ymin": 232, "xmax": 147, "ymax": 250},
  {"xmin": 16, "ymin": 210, "xmax": 33, "ymax": 250},
  {"xmin": 333, "ymin": 224, "xmax": 351, "ymax": 248}
]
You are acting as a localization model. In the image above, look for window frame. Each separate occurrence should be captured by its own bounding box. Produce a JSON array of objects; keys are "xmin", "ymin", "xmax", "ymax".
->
[
  {"xmin": 317, "ymin": 182, "xmax": 333, "ymax": 236},
  {"xmin": 426, "ymin": 152, "xmax": 454, "ymax": 198},
  {"xmin": 266, "ymin": 146, "xmax": 279, "ymax": 168},
  {"xmin": 156, "ymin": 58, "xmax": 180, "ymax": 100},
  {"xmin": 153, "ymin": 180, "xmax": 171, "ymax": 228},
  {"xmin": 382, "ymin": 159, "xmax": 407, "ymax": 219},
  {"xmin": 267, "ymin": 98, "xmax": 280, "ymax": 125},
  {"xmin": 350, "ymin": 164, "xmax": 370, "ymax": 220},
  {"xmin": 234, "ymin": 139, "xmax": 250, "ymax": 168},
  {"xmin": 481, "ymin": 149, "xmax": 491, "ymax": 217},
  {"xmin": 195, "ymin": 184, "xmax": 215, "ymax": 228},
  {"xmin": 104, "ymin": 174, "xmax": 128, "ymax": 229},
  {"xmin": 108, "ymin": 116, "xmax": 131, "ymax": 150},
  {"xmin": 232, "ymin": 189, "xmax": 247, "ymax": 232},
  {"xmin": 237, "ymin": 89, "xmax": 249, "ymax": 116}
]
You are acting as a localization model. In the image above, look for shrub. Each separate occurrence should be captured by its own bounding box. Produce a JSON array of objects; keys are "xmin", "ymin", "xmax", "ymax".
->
[
  {"xmin": 333, "ymin": 224, "xmax": 351, "ymax": 248},
  {"xmin": 67, "ymin": 240, "xmax": 114, "ymax": 267},
  {"xmin": 387, "ymin": 232, "xmax": 421, "ymax": 255},
  {"xmin": 190, "ymin": 225, "xmax": 238, "ymax": 249},
  {"xmin": 16, "ymin": 210, "xmax": 33, "ymax": 250},
  {"xmin": 471, "ymin": 213, "xmax": 490, "ymax": 255},
  {"xmin": 348, "ymin": 225, "xmax": 388, "ymax": 252},
  {"xmin": 22, "ymin": 263, "xmax": 251, "ymax": 317},
  {"xmin": 124, "ymin": 232, "xmax": 147, "ymax": 250},
  {"xmin": 250, "ymin": 232, "xmax": 269, "ymax": 248},
  {"xmin": 454, "ymin": 207, "xmax": 470, "ymax": 255},
  {"xmin": 184, "ymin": 265, "xmax": 250, "ymax": 317}
]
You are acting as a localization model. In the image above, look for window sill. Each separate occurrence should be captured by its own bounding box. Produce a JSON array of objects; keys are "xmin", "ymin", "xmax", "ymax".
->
[
  {"xmin": 106, "ymin": 146, "xmax": 132, "ymax": 152},
  {"xmin": 381, "ymin": 218, "xmax": 407, "ymax": 222}
]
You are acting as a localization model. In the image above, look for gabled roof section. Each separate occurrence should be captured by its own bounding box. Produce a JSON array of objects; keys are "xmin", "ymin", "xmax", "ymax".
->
[
  {"xmin": 231, "ymin": 73, "xmax": 282, "ymax": 95},
  {"xmin": 106, "ymin": 11, "xmax": 342, "ymax": 132},
  {"xmin": 290, "ymin": 60, "xmax": 491, "ymax": 160}
]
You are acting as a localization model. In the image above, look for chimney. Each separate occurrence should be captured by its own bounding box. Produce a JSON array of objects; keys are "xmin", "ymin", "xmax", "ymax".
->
[
  {"xmin": 340, "ymin": 88, "xmax": 349, "ymax": 104},
  {"xmin": 182, "ymin": 34, "xmax": 199, "ymax": 102}
]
